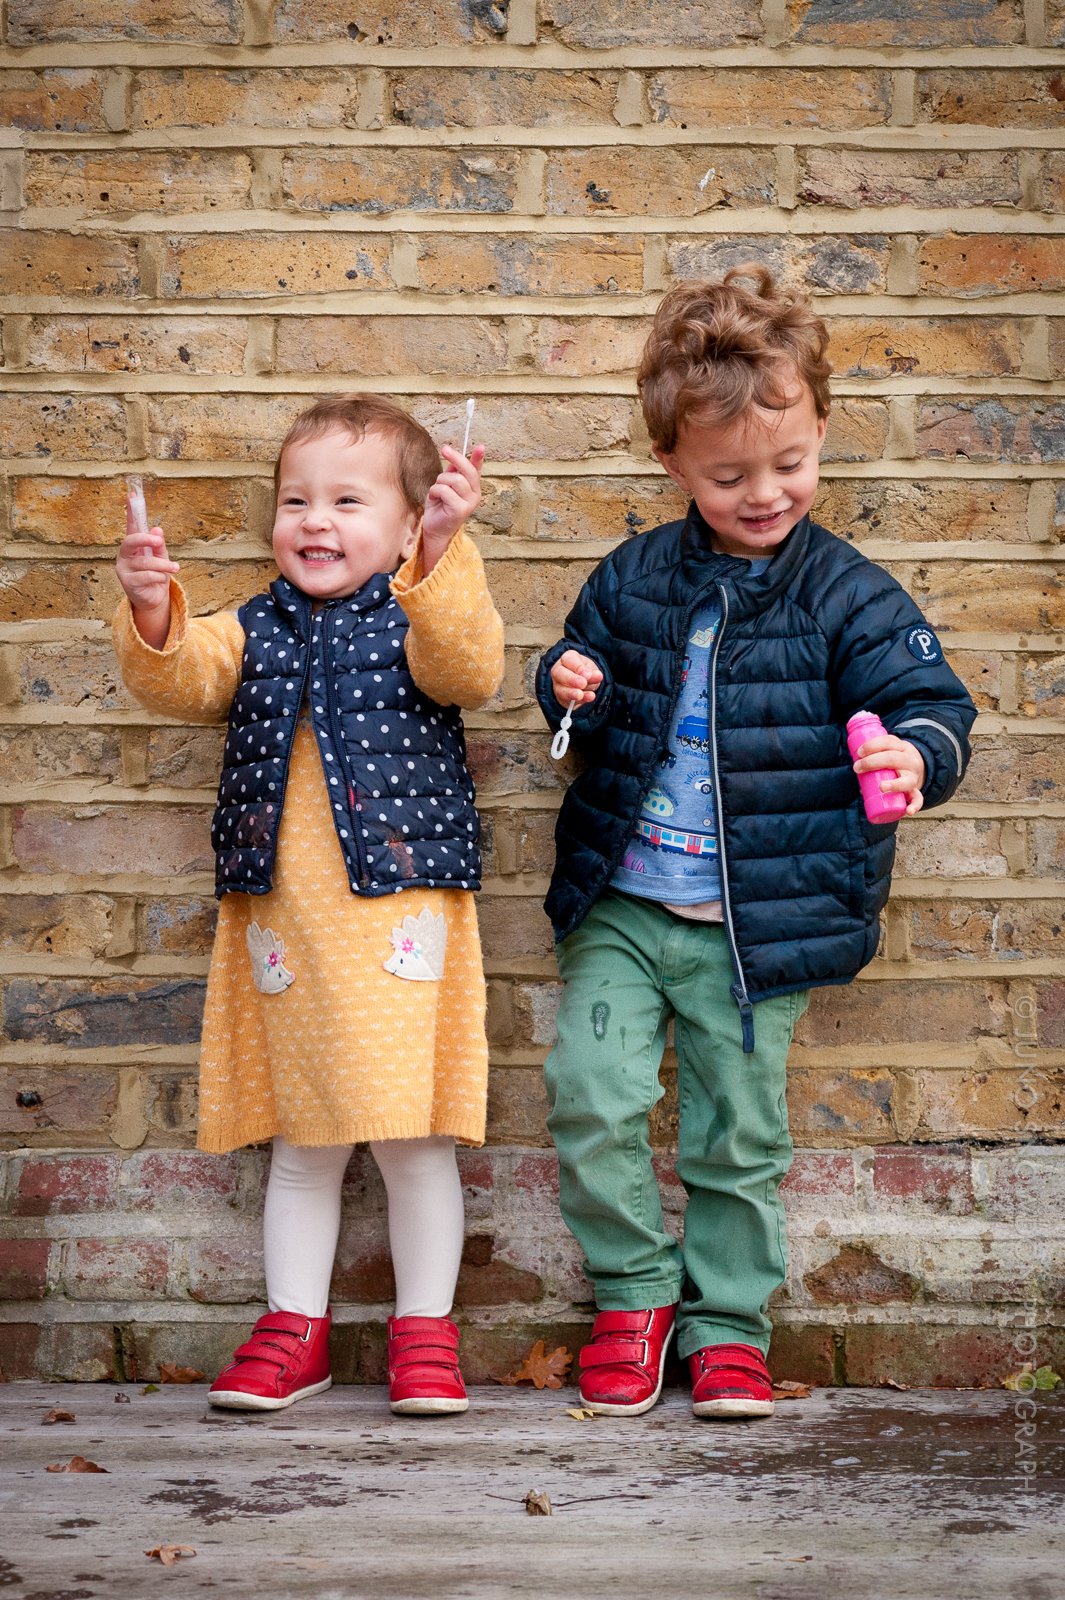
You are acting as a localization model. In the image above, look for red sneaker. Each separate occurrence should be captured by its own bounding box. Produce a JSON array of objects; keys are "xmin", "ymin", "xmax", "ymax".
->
[
  {"xmin": 577, "ymin": 1305, "xmax": 676, "ymax": 1416},
  {"xmin": 388, "ymin": 1315, "xmax": 469, "ymax": 1415},
  {"xmin": 207, "ymin": 1310, "xmax": 332, "ymax": 1411},
  {"xmin": 689, "ymin": 1342, "xmax": 775, "ymax": 1418}
]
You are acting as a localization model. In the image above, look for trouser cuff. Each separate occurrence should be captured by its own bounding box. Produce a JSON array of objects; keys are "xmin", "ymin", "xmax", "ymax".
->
[{"xmin": 676, "ymin": 1321, "xmax": 771, "ymax": 1360}]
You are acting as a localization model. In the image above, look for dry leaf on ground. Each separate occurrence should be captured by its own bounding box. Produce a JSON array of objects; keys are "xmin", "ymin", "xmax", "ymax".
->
[
  {"xmin": 146, "ymin": 1545, "xmax": 197, "ymax": 1566},
  {"xmin": 46, "ymin": 1456, "xmax": 108, "ymax": 1473},
  {"xmin": 524, "ymin": 1490, "xmax": 552, "ymax": 1516},
  {"xmin": 771, "ymin": 1380, "xmax": 811, "ymax": 1401},
  {"xmin": 566, "ymin": 1407, "xmax": 595, "ymax": 1420},
  {"xmin": 499, "ymin": 1341, "xmax": 573, "ymax": 1390},
  {"xmin": 41, "ymin": 1409, "xmax": 76, "ymax": 1424},
  {"xmin": 878, "ymin": 1377, "xmax": 909, "ymax": 1391},
  {"xmin": 158, "ymin": 1363, "xmax": 205, "ymax": 1384}
]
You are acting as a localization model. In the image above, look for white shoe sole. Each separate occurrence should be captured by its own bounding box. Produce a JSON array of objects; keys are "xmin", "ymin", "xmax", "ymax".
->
[
  {"xmin": 390, "ymin": 1396, "xmax": 470, "ymax": 1415},
  {"xmin": 207, "ymin": 1375, "xmax": 332, "ymax": 1411},
  {"xmin": 580, "ymin": 1323, "xmax": 675, "ymax": 1417},
  {"xmin": 692, "ymin": 1396, "xmax": 775, "ymax": 1419}
]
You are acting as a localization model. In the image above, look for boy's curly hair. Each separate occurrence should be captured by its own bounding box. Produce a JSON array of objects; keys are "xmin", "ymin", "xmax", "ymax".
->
[
  {"xmin": 638, "ymin": 266, "xmax": 832, "ymax": 453},
  {"xmin": 275, "ymin": 393, "xmax": 440, "ymax": 516}
]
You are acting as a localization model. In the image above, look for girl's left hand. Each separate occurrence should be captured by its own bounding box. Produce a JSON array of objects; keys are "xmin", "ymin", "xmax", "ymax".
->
[
  {"xmin": 853, "ymin": 734, "xmax": 926, "ymax": 816},
  {"xmin": 421, "ymin": 444, "xmax": 485, "ymax": 572}
]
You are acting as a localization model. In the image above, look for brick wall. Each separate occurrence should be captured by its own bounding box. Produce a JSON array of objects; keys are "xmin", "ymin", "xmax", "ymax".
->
[{"xmin": 1, "ymin": 0, "xmax": 1063, "ymax": 1386}]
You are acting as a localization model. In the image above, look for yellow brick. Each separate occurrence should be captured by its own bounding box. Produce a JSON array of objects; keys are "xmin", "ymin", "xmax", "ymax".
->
[
  {"xmin": 544, "ymin": 146, "xmax": 774, "ymax": 216},
  {"xmin": 0, "ymin": 67, "xmax": 111, "ymax": 131},
  {"xmin": 275, "ymin": 0, "xmax": 508, "ymax": 43},
  {"xmin": 918, "ymin": 235, "xmax": 1065, "ymax": 298},
  {"xmin": 11, "ymin": 475, "xmax": 251, "ymax": 547},
  {"xmin": 0, "ymin": 232, "xmax": 139, "ymax": 299},
  {"xmin": 823, "ymin": 401, "xmax": 890, "ymax": 464},
  {"xmin": 23, "ymin": 315, "xmax": 248, "ymax": 375},
  {"xmin": 25, "ymin": 150, "xmax": 253, "ymax": 215},
  {"xmin": 536, "ymin": 475, "xmax": 687, "ymax": 541},
  {"xmin": 666, "ymin": 234, "xmax": 891, "ymax": 295},
  {"xmin": 160, "ymin": 234, "xmax": 393, "ymax": 299},
  {"xmin": 827, "ymin": 316, "xmax": 1024, "ymax": 379},
  {"xmin": 7, "ymin": 0, "xmax": 240, "ymax": 43},
  {"xmin": 390, "ymin": 67, "xmax": 620, "ymax": 128},
  {"xmin": 282, "ymin": 148, "xmax": 523, "ymax": 214},
  {"xmin": 813, "ymin": 478, "xmax": 1031, "ymax": 544},
  {"xmin": 410, "ymin": 395, "xmax": 633, "ymax": 463},
  {"xmin": 274, "ymin": 314, "xmax": 507, "ymax": 376},
  {"xmin": 0, "ymin": 393, "xmax": 127, "ymax": 460},
  {"xmin": 798, "ymin": 148, "xmax": 1020, "ymax": 210},
  {"xmin": 649, "ymin": 68, "xmax": 892, "ymax": 130},
  {"xmin": 132, "ymin": 67, "xmax": 359, "ymax": 130},
  {"xmin": 416, "ymin": 234, "xmax": 645, "ymax": 296},
  {"xmin": 916, "ymin": 69, "xmax": 1065, "ymax": 129},
  {"xmin": 541, "ymin": 0, "xmax": 762, "ymax": 47},
  {"xmin": 785, "ymin": 0, "xmax": 1023, "ymax": 46},
  {"xmin": 526, "ymin": 315, "xmax": 651, "ymax": 377},
  {"xmin": 905, "ymin": 561, "xmax": 1065, "ymax": 632}
]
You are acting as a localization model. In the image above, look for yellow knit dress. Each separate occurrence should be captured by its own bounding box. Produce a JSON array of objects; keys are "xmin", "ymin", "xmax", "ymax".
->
[{"xmin": 113, "ymin": 531, "xmax": 504, "ymax": 1154}]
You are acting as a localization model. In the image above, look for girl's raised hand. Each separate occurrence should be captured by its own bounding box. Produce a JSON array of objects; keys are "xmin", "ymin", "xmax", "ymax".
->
[
  {"xmin": 421, "ymin": 443, "xmax": 485, "ymax": 572},
  {"xmin": 116, "ymin": 496, "xmax": 180, "ymax": 646}
]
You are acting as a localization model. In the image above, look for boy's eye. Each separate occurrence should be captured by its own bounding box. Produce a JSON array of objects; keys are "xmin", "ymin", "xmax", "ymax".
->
[
  {"xmin": 779, "ymin": 460, "xmax": 803, "ymax": 473},
  {"xmin": 713, "ymin": 476, "xmax": 741, "ymax": 488}
]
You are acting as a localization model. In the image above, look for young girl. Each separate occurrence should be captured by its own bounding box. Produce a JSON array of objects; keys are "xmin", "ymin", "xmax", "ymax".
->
[{"xmin": 113, "ymin": 394, "xmax": 505, "ymax": 1415}]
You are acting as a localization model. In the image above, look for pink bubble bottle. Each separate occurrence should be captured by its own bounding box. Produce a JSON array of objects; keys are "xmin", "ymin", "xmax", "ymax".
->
[{"xmin": 846, "ymin": 710, "xmax": 907, "ymax": 824}]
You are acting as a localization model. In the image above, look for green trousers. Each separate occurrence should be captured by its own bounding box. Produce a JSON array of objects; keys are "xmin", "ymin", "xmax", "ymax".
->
[{"xmin": 544, "ymin": 892, "xmax": 809, "ymax": 1359}]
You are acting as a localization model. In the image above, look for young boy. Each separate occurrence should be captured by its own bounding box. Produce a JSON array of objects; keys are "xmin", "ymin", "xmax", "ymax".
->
[{"xmin": 536, "ymin": 268, "xmax": 976, "ymax": 1420}]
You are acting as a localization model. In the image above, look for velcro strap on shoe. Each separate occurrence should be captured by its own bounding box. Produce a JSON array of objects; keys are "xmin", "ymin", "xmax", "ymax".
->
[
  {"xmin": 587, "ymin": 1309, "xmax": 657, "ymax": 1337},
  {"xmin": 580, "ymin": 1339, "xmax": 649, "ymax": 1370},
  {"xmin": 694, "ymin": 1344, "xmax": 771, "ymax": 1392},
  {"xmin": 229, "ymin": 1337, "xmax": 293, "ymax": 1370}
]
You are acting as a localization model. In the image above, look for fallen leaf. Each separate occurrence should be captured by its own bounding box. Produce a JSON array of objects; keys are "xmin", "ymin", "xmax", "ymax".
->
[
  {"xmin": 771, "ymin": 1380, "xmax": 810, "ymax": 1401},
  {"xmin": 141, "ymin": 1384, "xmax": 160, "ymax": 1395},
  {"xmin": 114, "ymin": 1392, "xmax": 131, "ymax": 1404},
  {"xmin": 41, "ymin": 1409, "xmax": 76, "ymax": 1425},
  {"xmin": 1003, "ymin": 1363, "xmax": 1063, "ymax": 1393},
  {"xmin": 146, "ymin": 1545, "xmax": 197, "ymax": 1566},
  {"xmin": 158, "ymin": 1363, "xmax": 205, "ymax": 1384},
  {"xmin": 500, "ymin": 1341, "xmax": 572, "ymax": 1391},
  {"xmin": 46, "ymin": 1456, "xmax": 108, "ymax": 1473},
  {"xmin": 566, "ymin": 1407, "xmax": 595, "ymax": 1420},
  {"xmin": 878, "ymin": 1377, "xmax": 909, "ymax": 1391},
  {"xmin": 524, "ymin": 1490, "xmax": 552, "ymax": 1516}
]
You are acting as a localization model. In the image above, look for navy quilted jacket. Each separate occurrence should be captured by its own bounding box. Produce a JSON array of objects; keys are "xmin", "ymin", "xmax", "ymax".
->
[
  {"xmin": 536, "ymin": 506, "xmax": 977, "ymax": 1047},
  {"xmin": 211, "ymin": 573, "xmax": 480, "ymax": 898}
]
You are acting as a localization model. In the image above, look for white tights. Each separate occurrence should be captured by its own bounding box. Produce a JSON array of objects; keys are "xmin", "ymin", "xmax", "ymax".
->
[{"xmin": 262, "ymin": 1135, "xmax": 465, "ymax": 1321}]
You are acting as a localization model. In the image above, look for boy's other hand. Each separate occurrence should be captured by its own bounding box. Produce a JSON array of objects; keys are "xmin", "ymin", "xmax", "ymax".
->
[
  {"xmin": 421, "ymin": 443, "xmax": 485, "ymax": 573},
  {"xmin": 853, "ymin": 734, "xmax": 926, "ymax": 816},
  {"xmin": 551, "ymin": 650, "xmax": 603, "ymax": 710},
  {"xmin": 117, "ymin": 502, "xmax": 179, "ymax": 648}
]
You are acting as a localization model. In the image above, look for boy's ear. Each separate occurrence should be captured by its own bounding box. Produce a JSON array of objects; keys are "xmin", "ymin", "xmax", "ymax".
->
[{"xmin": 653, "ymin": 445, "xmax": 692, "ymax": 493}]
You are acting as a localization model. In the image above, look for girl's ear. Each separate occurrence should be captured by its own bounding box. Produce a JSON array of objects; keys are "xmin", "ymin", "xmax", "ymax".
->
[{"xmin": 400, "ymin": 514, "xmax": 420, "ymax": 560}]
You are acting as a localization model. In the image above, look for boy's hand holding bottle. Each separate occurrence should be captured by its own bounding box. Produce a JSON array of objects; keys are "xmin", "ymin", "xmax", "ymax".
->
[
  {"xmin": 849, "ymin": 720, "xmax": 926, "ymax": 817},
  {"xmin": 420, "ymin": 443, "xmax": 485, "ymax": 576},
  {"xmin": 116, "ymin": 484, "xmax": 180, "ymax": 651}
]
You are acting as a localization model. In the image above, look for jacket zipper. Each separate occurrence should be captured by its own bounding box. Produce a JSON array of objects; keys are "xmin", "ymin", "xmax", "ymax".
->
[
  {"xmin": 709, "ymin": 584, "xmax": 755, "ymax": 1053},
  {"xmin": 323, "ymin": 607, "xmax": 370, "ymax": 889}
]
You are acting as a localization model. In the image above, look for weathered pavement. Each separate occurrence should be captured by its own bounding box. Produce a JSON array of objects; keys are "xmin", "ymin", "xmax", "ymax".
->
[{"xmin": 1, "ymin": 1383, "xmax": 1062, "ymax": 1600}]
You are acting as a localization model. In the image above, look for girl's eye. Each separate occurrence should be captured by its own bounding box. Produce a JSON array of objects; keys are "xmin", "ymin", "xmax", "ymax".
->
[
  {"xmin": 337, "ymin": 496, "xmax": 359, "ymax": 506},
  {"xmin": 282, "ymin": 496, "xmax": 305, "ymax": 507}
]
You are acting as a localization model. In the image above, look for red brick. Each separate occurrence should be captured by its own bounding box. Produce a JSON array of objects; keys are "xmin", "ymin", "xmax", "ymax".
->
[
  {"xmin": 7, "ymin": 0, "xmax": 240, "ymax": 42},
  {"xmin": 15, "ymin": 1153, "xmax": 119, "ymax": 1216},
  {"xmin": 0, "ymin": 1322, "xmax": 43, "ymax": 1378},
  {"xmin": 975, "ymin": 1150, "xmax": 1065, "ymax": 1222},
  {"xmin": 0, "ymin": 231, "xmax": 140, "ymax": 298},
  {"xmin": 805, "ymin": 1244, "xmax": 917, "ymax": 1307},
  {"xmin": 65, "ymin": 1237, "xmax": 170, "ymax": 1300},
  {"xmin": 456, "ymin": 1233, "xmax": 543, "ymax": 1306},
  {"xmin": 124, "ymin": 1151, "xmax": 241, "ymax": 1209},
  {"xmin": 918, "ymin": 235, "xmax": 1065, "ymax": 298},
  {"xmin": 0, "ymin": 1238, "xmax": 52, "ymax": 1300},
  {"xmin": 187, "ymin": 1235, "xmax": 265, "ymax": 1303},
  {"xmin": 844, "ymin": 1322, "xmax": 1061, "ymax": 1389},
  {"xmin": 768, "ymin": 1322, "xmax": 839, "ymax": 1385},
  {"xmin": 872, "ymin": 1145, "xmax": 974, "ymax": 1214},
  {"xmin": 780, "ymin": 1150, "xmax": 856, "ymax": 1205}
]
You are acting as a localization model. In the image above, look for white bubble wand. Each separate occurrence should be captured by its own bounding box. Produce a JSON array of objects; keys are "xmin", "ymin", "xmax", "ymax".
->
[
  {"xmin": 461, "ymin": 397, "xmax": 475, "ymax": 458},
  {"xmin": 126, "ymin": 474, "xmax": 149, "ymax": 538}
]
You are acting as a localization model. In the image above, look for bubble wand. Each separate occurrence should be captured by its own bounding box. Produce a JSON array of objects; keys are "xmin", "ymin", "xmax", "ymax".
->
[
  {"xmin": 461, "ymin": 397, "xmax": 475, "ymax": 458},
  {"xmin": 126, "ymin": 474, "xmax": 149, "ymax": 538}
]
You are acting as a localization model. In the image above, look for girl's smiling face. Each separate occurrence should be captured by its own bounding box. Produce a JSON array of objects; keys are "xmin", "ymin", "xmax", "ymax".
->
[
  {"xmin": 272, "ymin": 427, "xmax": 420, "ymax": 600},
  {"xmin": 655, "ymin": 384, "xmax": 827, "ymax": 559}
]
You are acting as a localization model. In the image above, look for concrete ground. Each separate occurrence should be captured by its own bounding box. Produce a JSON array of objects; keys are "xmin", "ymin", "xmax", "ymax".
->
[{"xmin": 1, "ymin": 1382, "xmax": 1062, "ymax": 1600}]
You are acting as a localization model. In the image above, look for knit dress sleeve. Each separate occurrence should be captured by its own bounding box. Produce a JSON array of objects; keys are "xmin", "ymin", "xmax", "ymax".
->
[
  {"xmin": 111, "ymin": 579, "xmax": 246, "ymax": 722},
  {"xmin": 391, "ymin": 528, "xmax": 505, "ymax": 710}
]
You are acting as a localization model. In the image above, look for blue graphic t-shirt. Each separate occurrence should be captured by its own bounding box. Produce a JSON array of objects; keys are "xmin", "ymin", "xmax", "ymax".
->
[{"xmin": 610, "ymin": 560, "xmax": 769, "ymax": 908}]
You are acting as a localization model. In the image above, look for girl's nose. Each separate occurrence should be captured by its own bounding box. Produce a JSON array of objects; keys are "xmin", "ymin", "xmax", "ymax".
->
[{"xmin": 301, "ymin": 504, "xmax": 331, "ymax": 531}]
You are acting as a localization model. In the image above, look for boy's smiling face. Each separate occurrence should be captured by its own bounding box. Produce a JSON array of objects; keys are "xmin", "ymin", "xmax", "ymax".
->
[
  {"xmin": 272, "ymin": 427, "xmax": 420, "ymax": 600},
  {"xmin": 655, "ymin": 384, "xmax": 827, "ymax": 559}
]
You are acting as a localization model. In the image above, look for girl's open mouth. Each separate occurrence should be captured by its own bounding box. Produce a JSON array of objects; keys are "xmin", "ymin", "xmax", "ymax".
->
[{"xmin": 300, "ymin": 549, "xmax": 342, "ymax": 562}]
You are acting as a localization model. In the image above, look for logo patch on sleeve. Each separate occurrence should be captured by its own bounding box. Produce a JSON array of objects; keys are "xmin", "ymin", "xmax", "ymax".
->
[{"xmin": 905, "ymin": 625, "xmax": 943, "ymax": 665}]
